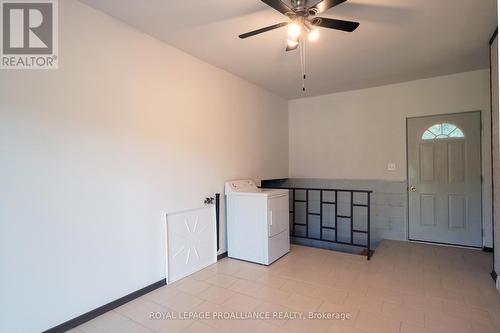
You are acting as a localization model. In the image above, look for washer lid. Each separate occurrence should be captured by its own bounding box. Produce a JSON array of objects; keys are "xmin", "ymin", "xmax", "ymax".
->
[
  {"xmin": 225, "ymin": 180, "xmax": 288, "ymax": 197},
  {"xmin": 225, "ymin": 180, "xmax": 259, "ymax": 193}
]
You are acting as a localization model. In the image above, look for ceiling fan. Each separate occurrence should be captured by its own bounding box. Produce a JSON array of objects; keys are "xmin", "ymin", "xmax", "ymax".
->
[{"xmin": 239, "ymin": 0, "xmax": 359, "ymax": 51}]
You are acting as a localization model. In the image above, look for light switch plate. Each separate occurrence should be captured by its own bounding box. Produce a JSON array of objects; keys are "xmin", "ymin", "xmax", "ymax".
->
[{"xmin": 387, "ymin": 163, "xmax": 396, "ymax": 171}]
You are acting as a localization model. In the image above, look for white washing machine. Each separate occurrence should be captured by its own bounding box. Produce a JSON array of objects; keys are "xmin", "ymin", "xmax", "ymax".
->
[{"xmin": 225, "ymin": 180, "xmax": 290, "ymax": 265}]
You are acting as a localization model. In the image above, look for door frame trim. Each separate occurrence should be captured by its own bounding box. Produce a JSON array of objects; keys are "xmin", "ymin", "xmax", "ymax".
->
[
  {"xmin": 405, "ymin": 110, "xmax": 484, "ymax": 248},
  {"xmin": 489, "ymin": 28, "xmax": 498, "ymax": 282}
]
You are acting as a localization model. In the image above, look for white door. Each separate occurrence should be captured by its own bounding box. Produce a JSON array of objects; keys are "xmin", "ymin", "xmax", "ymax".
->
[{"xmin": 407, "ymin": 112, "xmax": 482, "ymax": 247}]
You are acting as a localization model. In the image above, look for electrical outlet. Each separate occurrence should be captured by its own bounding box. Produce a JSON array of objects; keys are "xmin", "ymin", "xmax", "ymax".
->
[{"xmin": 387, "ymin": 163, "xmax": 396, "ymax": 171}]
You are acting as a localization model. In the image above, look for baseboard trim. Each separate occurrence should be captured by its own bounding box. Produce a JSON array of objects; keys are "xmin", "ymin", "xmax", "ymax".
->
[
  {"xmin": 483, "ymin": 246, "xmax": 494, "ymax": 252},
  {"xmin": 217, "ymin": 252, "xmax": 228, "ymax": 260},
  {"xmin": 42, "ymin": 279, "xmax": 166, "ymax": 333},
  {"xmin": 44, "ymin": 254, "xmax": 227, "ymax": 332}
]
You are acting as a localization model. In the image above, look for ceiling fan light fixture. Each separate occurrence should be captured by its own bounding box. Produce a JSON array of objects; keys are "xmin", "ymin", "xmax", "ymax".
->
[
  {"xmin": 287, "ymin": 38, "xmax": 299, "ymax": 48},
  {"xmin": 287, "ymin": 22, "xmax": 302, "ymax": 39},
  {"xmin": 308, "ymin": 8, "xmax": 318, "ymax": 16},
  {"xmin": 308, "ymin": 28, "xmax": 319, "ymax": 41}
]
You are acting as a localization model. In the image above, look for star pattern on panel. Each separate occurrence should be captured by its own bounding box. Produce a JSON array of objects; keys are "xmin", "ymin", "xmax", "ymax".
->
[{"xmin": 172, "ymin": 215, "xmax": 209, "ymax": 265}]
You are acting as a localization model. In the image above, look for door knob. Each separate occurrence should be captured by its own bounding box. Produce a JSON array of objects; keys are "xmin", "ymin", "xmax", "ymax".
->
[{"xmin": 410, "ymin": 186, "xmax": 417, "ymax": 192}]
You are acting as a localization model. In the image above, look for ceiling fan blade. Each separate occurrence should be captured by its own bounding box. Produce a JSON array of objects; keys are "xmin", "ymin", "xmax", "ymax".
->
[
  {"xmin": 310, "ymin": 0, "xmax": 348, "ymax": 14},
  {"xmin": 286, "ymin": 43, "xmax": 298, "ymax": 52},
  {"xmin": 239, "ymin": 22, "xmax": 289, "ymax": 39},
  {"xmin": 312, "ymin": 17, "xmax": 359, "ymax": 32},
  {"xmin": 261, "ymin": 0, "xmax": 294, "ymax": 16}
]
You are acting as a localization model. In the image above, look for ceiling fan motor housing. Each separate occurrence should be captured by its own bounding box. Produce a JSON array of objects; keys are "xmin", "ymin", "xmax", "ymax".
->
[
  {"xmin": 291, "ymin": 0, "xmax": 308, "ymax": 7},
  {"xmin": 290, "ymin": 0, "xmax": 312, "ymax": 17}
]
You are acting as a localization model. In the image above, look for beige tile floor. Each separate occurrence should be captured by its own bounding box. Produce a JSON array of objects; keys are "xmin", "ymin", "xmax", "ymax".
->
[{"xmin": 70, "ymin": 240, "xmax": 500, "ymax": 333}]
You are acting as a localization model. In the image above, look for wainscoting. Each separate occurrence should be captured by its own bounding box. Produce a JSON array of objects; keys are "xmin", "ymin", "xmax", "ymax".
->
[{"xmin": 261, "ymin": 178, "xmax": 407, "ymax": 248}]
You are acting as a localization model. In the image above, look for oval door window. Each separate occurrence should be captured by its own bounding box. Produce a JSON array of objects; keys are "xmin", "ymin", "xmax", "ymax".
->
[{"xmin": 421, "ymin": 123, "xmax": 465, "ymax": 140}]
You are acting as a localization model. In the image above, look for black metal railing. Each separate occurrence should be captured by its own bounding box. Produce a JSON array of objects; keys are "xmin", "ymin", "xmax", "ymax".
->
[{"xmin": 264, "ymin": 186, "xmax": 373, "ymax": 260}]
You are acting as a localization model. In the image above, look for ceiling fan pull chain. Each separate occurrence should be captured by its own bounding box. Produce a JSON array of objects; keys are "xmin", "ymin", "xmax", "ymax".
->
[
  {"xmin": 299, "ymin": 38, "xmax": 303, "ymax": 91},
  {"xmin": 301, "ymin": 38, "xmax": 307, "ymax": 92}
]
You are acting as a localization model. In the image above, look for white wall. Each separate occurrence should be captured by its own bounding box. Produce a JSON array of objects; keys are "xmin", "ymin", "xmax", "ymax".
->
[
  {"xmin": 289, "ymin": 70, "xmax": 492, "ymax": 247},
  {"xmin": 0, "ymin": 1, "xmax": 288, "ymax": 332}
]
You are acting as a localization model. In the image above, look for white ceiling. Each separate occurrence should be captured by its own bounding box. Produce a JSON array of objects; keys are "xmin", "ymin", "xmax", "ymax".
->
[{"xmin": 79, "ymin": 0, "xmax": 497, "ymax": 99}]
